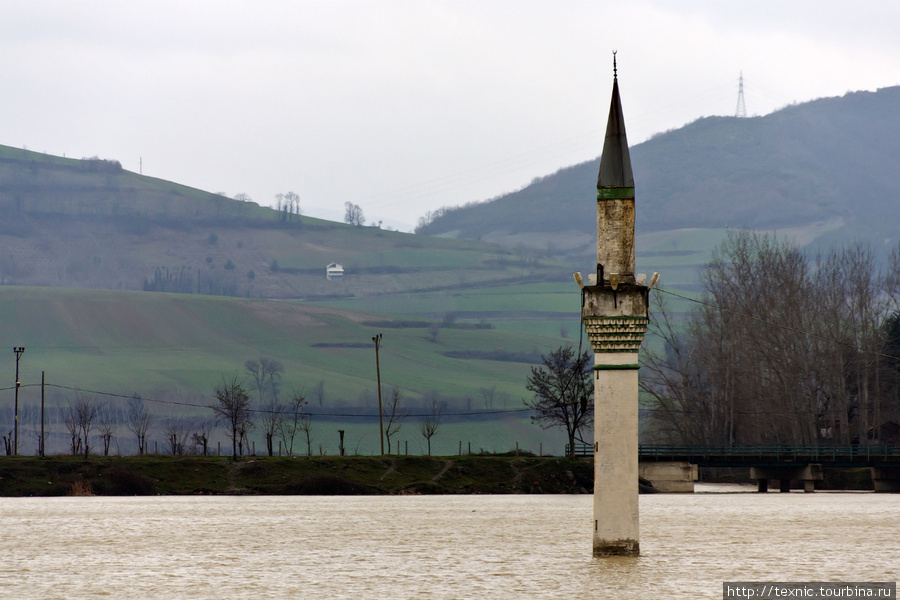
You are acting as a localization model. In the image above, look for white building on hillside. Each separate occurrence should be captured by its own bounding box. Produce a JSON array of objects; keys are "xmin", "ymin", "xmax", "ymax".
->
[{"xmin": 326, "ymin": 263, "xmax": 344, "ymax": 281}]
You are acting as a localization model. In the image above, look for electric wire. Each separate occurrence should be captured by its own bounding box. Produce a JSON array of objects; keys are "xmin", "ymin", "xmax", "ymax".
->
[{"xmin": 8, "ymin": 382, "xmax": 533, "ymax": 419}]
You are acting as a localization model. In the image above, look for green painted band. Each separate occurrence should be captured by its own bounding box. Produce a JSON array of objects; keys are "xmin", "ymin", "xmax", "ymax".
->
[
  {"xmin": 592, "ymin": 349, "xmax": 641, "ymax": 353},
  {"xmin": 592, "ymin": 364, "xmax": 640, "ymax": 370},
  {"xmin": 596, "ymin": 187, "xmax": 635, "ymax": 200}
]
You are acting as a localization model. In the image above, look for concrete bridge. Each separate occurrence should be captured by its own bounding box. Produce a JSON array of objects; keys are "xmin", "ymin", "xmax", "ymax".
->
[{"xmin": 568, "ymin": 444, "xmax": 900, "ymax": 492}]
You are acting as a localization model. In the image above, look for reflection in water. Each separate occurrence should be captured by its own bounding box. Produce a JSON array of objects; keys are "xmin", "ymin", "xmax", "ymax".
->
[{"xmin": 0, "ymin": 491, "xmax": 897, "ymax": 599}]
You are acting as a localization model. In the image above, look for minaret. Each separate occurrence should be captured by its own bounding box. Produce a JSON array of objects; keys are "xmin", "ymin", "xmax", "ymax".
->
[{"xmin": 579, "ymin": 54, "xmax": 653, "ymax": 557}]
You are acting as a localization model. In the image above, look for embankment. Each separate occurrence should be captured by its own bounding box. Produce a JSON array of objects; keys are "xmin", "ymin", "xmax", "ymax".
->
[{"xmin": 0, "ymin": 455, "xmax": 603, "ymax": 497}]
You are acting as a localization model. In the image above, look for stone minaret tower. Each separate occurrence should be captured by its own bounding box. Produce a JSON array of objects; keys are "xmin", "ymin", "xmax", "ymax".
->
[{"xmin": 580, "ymin": 55, "xmax": 652, "ymax": 557}]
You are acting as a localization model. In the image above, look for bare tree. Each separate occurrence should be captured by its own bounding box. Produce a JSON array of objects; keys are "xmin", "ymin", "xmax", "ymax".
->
[
  {"xmin": 312, "ymin": 380, "xmax": 325, "ymax": 407},
  {"xmin": 479, "ymin": 386, "xmax": 496, "ymax": 409},
  {"xmin": 245, "ymin": 358, "xmax": 284, "ymax": 403},
  {"xmin": 640, "ymin": 293, "xmax": 721, "ymax": 445},
  {"xmin": 97, "ymin": 403, "xmax": 119, "ymax": 456},
  {"xmin": 164, "ymin": 418, "xmax": 188, "ymax": 455},
  {"xmin": 126, "ymin": 397, "xmax": 153, "ymax": 455},
  {"xmin": 278, "ymin": 391, "xmax": 308, "ymax": 456},
  {"xmin": 260, "ymin": 400, "xmax": 285, "ymax": 456},
  {"xmin": 343, "ymin": 201, "xmax": 365, "ymax": 227},
  {"xmin": 61, "ymin": 402, "xmax": 82, "ymax": 456},
  {"xmin": 420, "ymin": 401, "xmax": 442, "ymax": 456},
  {"xmin": 384, "ymin": 386, "xmax": 408, "ymax": 453},
  {"xmin": 211, "ymin": 376, "xmax": 253, "ymax": 460},
  {"xmin": 525, "ymin": 345, "xmax": 593, "ymax": 458},
  {"xmin": 298, "ymin": 416, "xmax": 313, "ymax": 457},
  {"xmin": 62, "ymin": 396, "xmax": 99, "ymax": 458},
  {"xmin": 191, "ymin": 420, "xmax": 214, "ymax": 456},
  {"xmin": 284, "ymin": 191, "xmax": 301, "ymax": 219}
]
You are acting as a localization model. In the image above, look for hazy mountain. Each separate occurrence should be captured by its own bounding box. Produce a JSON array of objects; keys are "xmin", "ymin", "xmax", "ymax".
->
[{"xmin": 418, "ymin": 86, "xmax": 900, "ymax": 262}]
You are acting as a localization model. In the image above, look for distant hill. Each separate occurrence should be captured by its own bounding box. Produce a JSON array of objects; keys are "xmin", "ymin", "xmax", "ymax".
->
[
  {"xmin": 418, "ymin": 86, "xmax": 900, "ymax": 263},
  {"xmin": 0, "ymin": 145, "xmax": 564, "ymax": 298}
]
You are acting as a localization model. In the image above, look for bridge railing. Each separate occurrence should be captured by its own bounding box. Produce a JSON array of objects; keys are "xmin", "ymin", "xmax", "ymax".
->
[
  {"xmin": 564, "ymin": 444, "xmax": 900, "ymax": 460},
  {"xmin": 565, "ymin": 443, "xmax": 593, "ymax": 457},
  {"xmin": 638, "ymin": 445, "xmax": 900, "ymax": 461}
]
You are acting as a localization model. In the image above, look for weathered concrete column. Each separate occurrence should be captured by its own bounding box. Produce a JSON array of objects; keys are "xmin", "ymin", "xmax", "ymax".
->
[
  {"xmin": 640, "ymin": 461, "xmax": 698, "ymax": 493},
  {"xmin": 871, "ymin": 467, "xmax": 900, "ymax": 492},
  {"xmin": 585, "ymin": 290, "xmax": 648, "ymax": 556},
  {"xmin": 750, "ymin": 464, "xmax": 823, "ymax": 494}
]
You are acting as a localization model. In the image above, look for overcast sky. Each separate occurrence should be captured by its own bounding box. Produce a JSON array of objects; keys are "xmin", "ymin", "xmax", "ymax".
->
[{"xmin": 2, "ymin": 1, "xmax": 898, "ymax": 230}]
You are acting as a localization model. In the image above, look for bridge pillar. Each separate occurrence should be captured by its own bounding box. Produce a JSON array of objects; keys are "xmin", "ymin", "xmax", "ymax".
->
[
  {"xmin": 751, "ymin": 464, "xmax": 823, "ymax": 493},
  {"xmin": 871, "ymin": 467, "xmax": 900, "ymax": 492},
  {"xmin": 639, "ymin": 462, "xmax": 697, "ymax": 493}
]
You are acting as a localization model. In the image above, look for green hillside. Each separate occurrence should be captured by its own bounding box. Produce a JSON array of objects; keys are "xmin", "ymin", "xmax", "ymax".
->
[
  {"xmin": 0, "ymin": 143, "xmax": 569, "ymax": 299},
  {"xmin": 0, "ymin": 285, "xmax": 579, "ymax": 456},
  {"xmin": 0, "ymin": 145, "xmax": 270, "ymax": 221}
]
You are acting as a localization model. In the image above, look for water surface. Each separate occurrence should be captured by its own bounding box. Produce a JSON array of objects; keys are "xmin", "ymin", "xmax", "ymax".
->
[{"xmin": 1, "ymin": 490, "xmax": 897, "ymax": 599}]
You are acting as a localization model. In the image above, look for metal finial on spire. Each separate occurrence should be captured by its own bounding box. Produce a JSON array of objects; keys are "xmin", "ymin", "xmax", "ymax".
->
[{"xmin": 613, "ymin": 50, "xmax": 617, "ymax": 78}]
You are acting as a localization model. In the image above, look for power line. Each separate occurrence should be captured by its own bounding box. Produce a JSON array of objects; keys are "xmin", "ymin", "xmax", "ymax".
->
[{"xmin": 12, "ymin": 382, "xmax": 533, "ymax": 420}]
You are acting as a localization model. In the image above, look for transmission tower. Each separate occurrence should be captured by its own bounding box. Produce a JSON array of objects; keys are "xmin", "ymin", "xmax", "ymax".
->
[{"xmin": 735, "ymin": 71, "xmax": 747, "ymax": 118}]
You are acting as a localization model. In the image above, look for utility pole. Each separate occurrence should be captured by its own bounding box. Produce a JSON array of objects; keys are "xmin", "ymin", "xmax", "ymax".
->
[
  {"xmin": 40, "ymin": 371, "xmax": 45, "ymax": 457},
  {"xmin": 372, "ymin": 333, "xmax": 384, "ymax": 455},
  {"xmin": 13, "ymin": 347, "xmax": 25, "ymax": 455}
]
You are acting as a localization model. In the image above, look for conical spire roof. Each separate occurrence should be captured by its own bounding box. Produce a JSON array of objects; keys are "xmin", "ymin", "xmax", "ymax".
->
[{"xmin": 597, "ymin": 75, "xmax": 634, "ymax": 190}]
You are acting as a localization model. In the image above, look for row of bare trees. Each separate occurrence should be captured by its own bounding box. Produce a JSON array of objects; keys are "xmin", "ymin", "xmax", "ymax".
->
[
  {"xmin": 238, "ymin": 358, "xmax": 314, "ymax": 458},
  {"xmin": 642, "ymin": 231, "xmax": 900, "ymax": 446},
  {"xmin": 51, "ymin": 395, "xmax": 215, "ymax": 458},
  {"xmin": 380, "ymin": 385, "xmax": 443, "ymax": 455},
  {"xmin": 6, "ymin": 353, "xmax": 449, "ymax": 457}
]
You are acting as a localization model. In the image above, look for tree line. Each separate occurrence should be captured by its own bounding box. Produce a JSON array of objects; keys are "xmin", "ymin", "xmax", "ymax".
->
[
  {"xmin": 641, "ymin": 231, "xmax": 900, "ymax": 447},
  {"xmin": 3, "ymin": 356, "xmax": 452, "ymax": 459}
]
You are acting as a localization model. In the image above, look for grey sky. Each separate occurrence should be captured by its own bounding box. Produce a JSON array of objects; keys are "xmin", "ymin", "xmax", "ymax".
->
[{"xmin": 2, "ymin": 1, "xmax": 898, "ymax": 230}]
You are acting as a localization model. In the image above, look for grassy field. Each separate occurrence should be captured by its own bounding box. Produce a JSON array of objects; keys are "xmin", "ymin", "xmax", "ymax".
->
[
  {"xmin": 0, "ymin": 285, "xmax": 578, "ymax": 456},
  {"xmin": 0, "ymin": 225, "xmax": 717, "ymax": 458}
]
